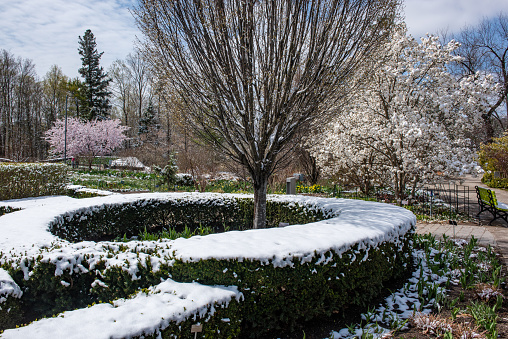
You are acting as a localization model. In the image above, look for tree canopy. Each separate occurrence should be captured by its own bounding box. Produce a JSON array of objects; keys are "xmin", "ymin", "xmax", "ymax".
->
[
  {"xmin": 45, "ymin": 118, "xmax": 129, "ymax": 168},
  {"xmin": 78, "ymin": 29, "xmax": 112, "ymax": 121},
  {"xmin": 312, "ymin": 25, "xmax": 499, "ymax": 198},
  {"xmin": 135, "ymin": 0, "xmax": 400, "ymax": 228}
]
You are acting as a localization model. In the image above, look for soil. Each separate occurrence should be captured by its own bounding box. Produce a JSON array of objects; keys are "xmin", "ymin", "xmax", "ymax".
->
[{"xmin": 391, "ymin": 275, "xmax": 508, "ymax": 339}]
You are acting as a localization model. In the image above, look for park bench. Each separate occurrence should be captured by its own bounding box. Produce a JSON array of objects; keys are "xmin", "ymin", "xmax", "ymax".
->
[{"xmin": 475, "ymin": 186, "xmax": 508, "ymax": 225}]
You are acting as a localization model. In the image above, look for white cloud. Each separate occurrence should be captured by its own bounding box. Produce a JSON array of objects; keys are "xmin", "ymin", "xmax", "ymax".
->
[
  {"xmin": 1, "ymin": 0, "xmax": 507, "ymax": 79},
  {"xmin": 404, "ymin": 0, "xmax": 508, "ymax": 41},
  {"xmin": 0, "ymin": 0, "xmax": 139, "ymax": 78}
]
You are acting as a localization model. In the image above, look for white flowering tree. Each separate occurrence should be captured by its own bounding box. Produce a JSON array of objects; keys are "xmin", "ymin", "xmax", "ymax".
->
[
  {"xmin": 313, "ymin": 25, "xmax": 499, "ymax": 199},
  {"xmin": 45, "ymin": 118, "xmax": 129, "ymax": 169}
]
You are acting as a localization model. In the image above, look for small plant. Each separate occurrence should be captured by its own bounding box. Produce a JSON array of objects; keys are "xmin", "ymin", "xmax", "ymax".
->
[
  {"xmin": 475, "ymin": 283, "xmax": 503, "ymax": 302},
  {"xmin": 410, "ymin": 313, "xmax": 453, "ymax": 337},
  {"xmin": 467, "ymin": 301, "xmax": 498, "ymax": 337}
]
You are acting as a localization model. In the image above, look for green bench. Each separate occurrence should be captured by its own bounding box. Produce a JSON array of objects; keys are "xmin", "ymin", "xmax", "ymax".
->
[{"xmin": 475, "ymin": 186, "xmax": 508, "ymax": 225}]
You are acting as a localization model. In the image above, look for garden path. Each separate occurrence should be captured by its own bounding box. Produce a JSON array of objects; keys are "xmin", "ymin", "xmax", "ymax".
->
[
  {"xmin": 460, "ymin": 174, "xmax": 508, "ymax": 206},
  {"xmin": 416, "ymin": 221, "xmax": 508, "ymax": 266}
]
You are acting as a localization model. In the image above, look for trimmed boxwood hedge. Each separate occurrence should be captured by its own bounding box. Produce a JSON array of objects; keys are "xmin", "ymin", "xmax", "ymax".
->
[
  {"xmin": 0, "ymin": 194, "xmax": 414, "ymax": 338},
  {"xmin": 170, "ymin": 234, "xmax": 412, "ymax": 336},
  {"xmin": 49, "ymin": 196, "xmax": 329, "ymax": 242},
  {"xmin": 143, "ymin": 298, "xmax": 243, "ymax": 339},
  {"xmin": 0, "ymin": 163, "xmax": 67, "ymax": 200}
]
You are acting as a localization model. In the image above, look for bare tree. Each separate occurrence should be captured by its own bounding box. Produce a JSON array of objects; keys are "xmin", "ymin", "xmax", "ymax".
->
[
  {"xmin": 455, "ymin": 13, "xmax": 508, "ymax": 141},
  {"xmin": 42, "ymin": 65, "xmax": 68, "ymax": 127},
  {"xmin": 135, "ymin": 0, "xmax": 399, "ymax": 228},
  {"xmin": 110, "ymin": 59, "xmax": 135, "ymax": 126},
  {"xmin": 126, "ymin": 51, "xmax": 152, "ymax": 120},
  {"xmin": 0, "ymin": 50, "xmax": 46, "ymax": 160}
]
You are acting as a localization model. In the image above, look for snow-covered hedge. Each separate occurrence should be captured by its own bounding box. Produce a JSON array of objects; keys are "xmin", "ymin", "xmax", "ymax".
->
[
  {"xmin": 0, "ymin": 268, "xmax": 23, "ymax": 330},
  {"xmin": 1, "ymin": 279, "xmax": 242, "ymax": 339},
  {"xmin": 0, "ymin": 193, "xmax": 416, "ymax": 337},
  {"xmin": 48, "ymin": 195, "xmax": 328, "ymax": 242},
  {"xmin": 0, "ymin": 163, "xmax": 67, "ymax": 200}
]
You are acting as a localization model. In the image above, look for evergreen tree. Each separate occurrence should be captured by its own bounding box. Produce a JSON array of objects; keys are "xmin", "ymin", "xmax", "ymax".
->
[
  {"xmin": 137, "ymin": 100, "xmax": 160, "ymax": 145},
  {"xmin": 138, "ymin": 100, "xmax": 158, "ymax": 134},
  {"xmin": 66, "ymin": 77, "xmax": 87, "ymax": 119},
  {"xmin": 78, "ymin": 29, "xmax": 112, "ymax": 120}
]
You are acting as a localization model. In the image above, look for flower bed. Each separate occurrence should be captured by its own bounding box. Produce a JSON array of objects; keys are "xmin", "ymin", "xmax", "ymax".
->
[{"xmin": 0, "ymin": 193, "xmax": 416, "ymax": 337}]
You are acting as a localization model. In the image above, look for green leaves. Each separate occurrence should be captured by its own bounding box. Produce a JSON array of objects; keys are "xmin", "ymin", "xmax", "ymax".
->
[{"xmin": 0, "ymin": 163, "xmax": 67, "ymax": 200}]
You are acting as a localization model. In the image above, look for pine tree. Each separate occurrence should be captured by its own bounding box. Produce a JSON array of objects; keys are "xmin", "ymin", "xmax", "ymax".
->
[
  {"xmin": 78, "ymin": 29, "xmax": 112, "ymax": 120},
  {"xmin": 137, "ymin": 100, "xmax": 160, "ymax": 145},
  {"xmin": 138, "ymin": 100, "xmax": 158, "ymax": 134}
]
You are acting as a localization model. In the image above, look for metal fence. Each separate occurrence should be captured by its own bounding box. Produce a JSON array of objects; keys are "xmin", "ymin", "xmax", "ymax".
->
[
  {"xmin": 418, "ymin": 182, "xmax": 474, "ymax": 220},
  {"xmin": 330, "ymin": 181, "xmax": 476, "ymax": 220}
]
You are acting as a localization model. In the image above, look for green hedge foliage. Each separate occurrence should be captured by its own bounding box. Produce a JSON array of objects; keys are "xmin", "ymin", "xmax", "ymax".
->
[
  {"xmin": 1, "ymin": 197, "xmax": 413, "ymax": 337},
  {"xmin": 0, "ymin": 206, "xmax": 21, "ymax": 217},
  {"xmin": 0, "ymin": 163, "xmax": 68, "ymax": 200},
  {"xmin": 49, "ymin": 196, "xmax": 329, "ymax": 242},
  {"xmin": 0, "ymin": 297, "xmax": 24, "ymax": 331},
  {"xmin": 143, "ymin": 299, "xmax": 242, "ymax": 339},
  {"xmin": 1, "ymin": 233, "xmax": 412, "ymax": 337},
  {"xmin": 481, "ymin": 171, "xmax": 508, "ymax": 189},
  {"xmin": 170, "ymin": 234, "xmax": 413, "ymax": 336}
]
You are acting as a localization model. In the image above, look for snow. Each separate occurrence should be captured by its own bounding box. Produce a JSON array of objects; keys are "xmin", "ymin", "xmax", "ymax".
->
[
  {"xmin": 0, "ymin": 192, "xmax": 415, "ymax": 337},
  {"xmin": 110, "ymin": 157, "xmax": 147, "ymax": 170},
  {"xmin": 0, "ymin": 193, "xmax": 416, "ymax": 267},
  {"xmin": 1, "ymin": 279, "xmax": 241, "ymax": 339},
  {"xmin": 66, "ymin": 184, "xmax": 119, "ymax": 196},
  {"xmin": 0, "ymin": 268, "xmax": 22, "ymax": 301}
]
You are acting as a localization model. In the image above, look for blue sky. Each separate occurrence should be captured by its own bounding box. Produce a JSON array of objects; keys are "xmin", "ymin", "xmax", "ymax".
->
[{"xmin": 1, "ymin": 0, "xmax": 507, "ymax": 79}]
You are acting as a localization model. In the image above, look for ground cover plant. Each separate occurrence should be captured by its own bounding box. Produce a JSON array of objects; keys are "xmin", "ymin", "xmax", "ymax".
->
[
  {"xmin": 309, "ymin": 234, "xmax": 508, "ymax": 339},
  {"xmin": 0, "ymin": 193, "xmax": 415, "ymax": 338}
]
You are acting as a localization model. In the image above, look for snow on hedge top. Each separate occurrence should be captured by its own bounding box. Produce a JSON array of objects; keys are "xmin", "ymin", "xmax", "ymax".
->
[
  {"xmin": 0, "ymin": 267, "xmax": 22, "ymax": 301},
  {"xmin": 1, "ymin": 279, "xmax": 241, "ymax": 339},
  {"xmin": 0, "ymin": 193, "xmax": 415, "ymax": 267}
]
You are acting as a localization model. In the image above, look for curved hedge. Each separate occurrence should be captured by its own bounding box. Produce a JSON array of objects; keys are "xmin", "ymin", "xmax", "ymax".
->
[{"xmin": 0, "ymin": 193, "xmax": 416, "ymax": 338}]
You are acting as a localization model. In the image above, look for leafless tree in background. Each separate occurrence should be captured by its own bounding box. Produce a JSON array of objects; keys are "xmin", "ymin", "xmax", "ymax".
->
[
  {"xmin": 0, "ymin": 50, "xmax": 47, "ymax": 160},
  {"xmin": 135, "ymin": 0, "xmax": 399, "ymax": 228},
  {"xmin": 455, "ymin": 13, "xmax": 508, "ymax": 142},
  {"xmin": 126, "ymin": 51, "xmax": 152, "ymax": 121},
  {"xmin": 110, "ymin": 59, "xmax": 135, "ymax": 127}
]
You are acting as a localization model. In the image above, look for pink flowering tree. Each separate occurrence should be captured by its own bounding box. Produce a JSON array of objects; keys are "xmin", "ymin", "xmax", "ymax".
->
[{"xmin": 45, "ymin": 118, "xmax": 129, "ymax": 169}]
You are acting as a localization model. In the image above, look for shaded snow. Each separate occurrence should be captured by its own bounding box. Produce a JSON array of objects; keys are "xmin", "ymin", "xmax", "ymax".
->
[{"xmin": 0, "ymin": 268, "xmax": 22, "ymax": 301}]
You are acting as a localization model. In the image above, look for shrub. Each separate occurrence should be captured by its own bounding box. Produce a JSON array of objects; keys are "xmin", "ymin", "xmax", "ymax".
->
[
  {"xmin": 0, "ymin": 163, "xmax": 67, "ymax": 200},
  {"xmin": 175, "ymin": 173, "xmax": 195, "ymax": 187},
  {"xmin": 478, "ymin": 132, "xmax": 508, "ymax": 188},
  {"xmin": 48, "ymin": 195, "xmax": 329, "ymax": 242},
  {"xmin": 0, "ymin": 194, "xmax": 415, "ymax": 337},
  {"xmin": 0, "ymin": 268, "xmax": 24, "ymax": 330}
]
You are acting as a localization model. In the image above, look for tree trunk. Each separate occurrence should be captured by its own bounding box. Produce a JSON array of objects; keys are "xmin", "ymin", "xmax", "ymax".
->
[
  {"xmin": 393, "ymin": 172, "xmax": 406, "ymax": 200},
  {"xmin": 482, "ymin": 114, "xmax": 495, "ymax": 143},
  {"xmin": 253, "ymin": 177, "xmax": 268, "ymax": 229}
]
